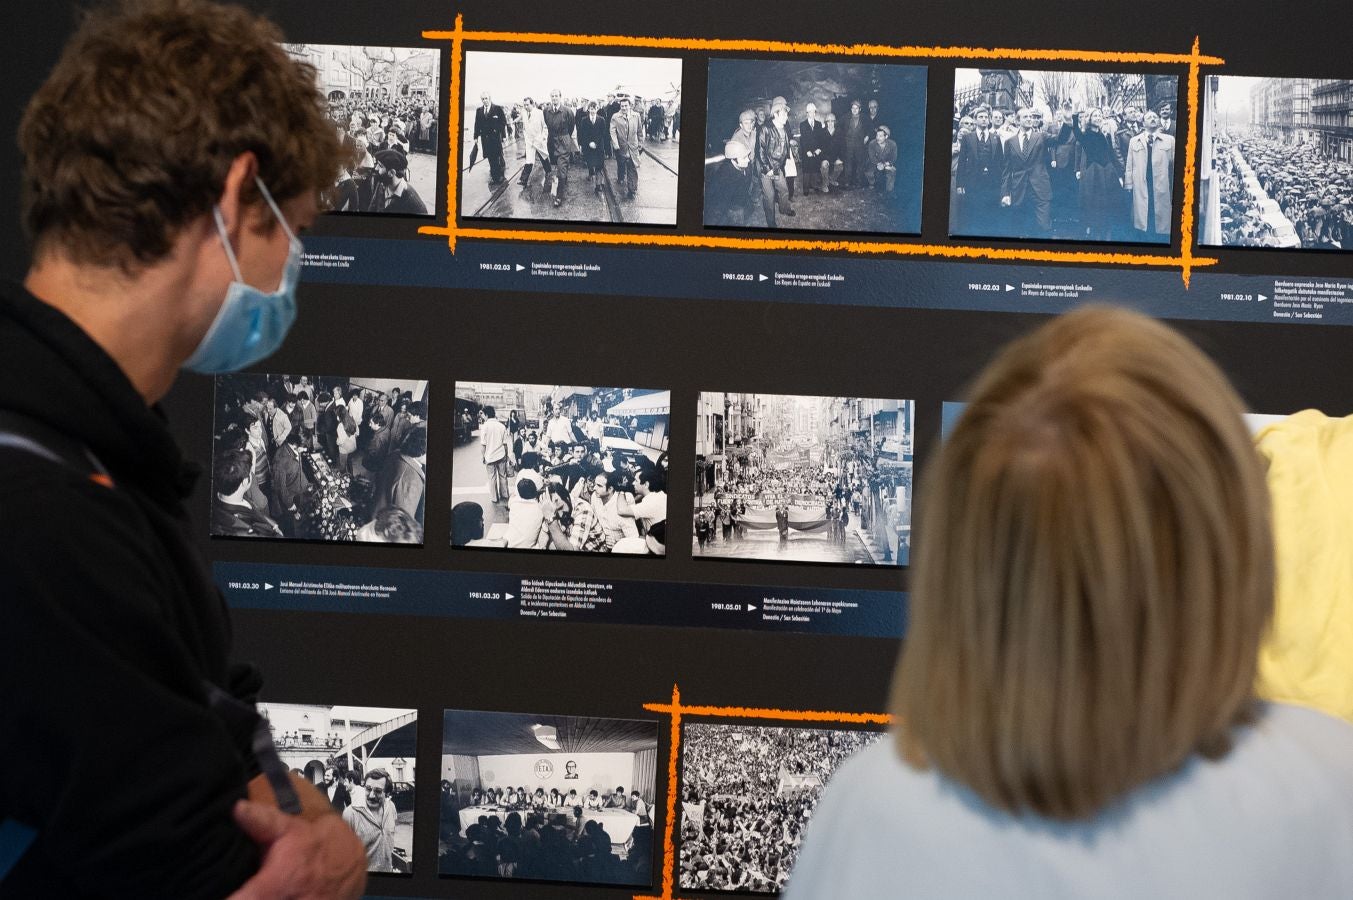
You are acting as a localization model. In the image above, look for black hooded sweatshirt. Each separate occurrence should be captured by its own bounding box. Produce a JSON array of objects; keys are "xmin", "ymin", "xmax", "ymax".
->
[{"xmin": 0, "ymin": 282, "xmax": 261, "ymax": 898}]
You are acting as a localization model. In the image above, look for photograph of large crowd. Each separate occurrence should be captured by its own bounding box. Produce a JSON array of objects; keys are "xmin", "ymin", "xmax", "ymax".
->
[
  {"xmin": 679, "ymin": 723, "xmax": 884, "ymax": 893},
  {"xmin": 695, "ymin": 393, "xmax": 914, "ymax": 566},
  {"xmin": 439, "ymin": 709, "xmax": 658, "ymax": 888},
  {"xmin": 211, "ymin": 374, "xmax": 428, "ymax": 544},
  {"xmin": 259, "ymin": 703, "xmax": 418, "ymax": 874},
  {"xmin": 1199, "ymin": 76, "xmax": 1352, "ymax": 250},
  {"xmin": 950, "ymin": 69, "xmax": 1180, "ymax": 244},
  {"xmin": 703, "ymin": 59, "xmax": 926, "ymax": 234},
  {"xmin": 283, "ymin": 44, "xmax": 441, "ymax": 216},
  {"xmin": 452, "ymin": 383, "xmax": 669, "ymax": 556},
  {"xmin": 460, "ymin": 51, "xmax": 682, "ymax": 226}
]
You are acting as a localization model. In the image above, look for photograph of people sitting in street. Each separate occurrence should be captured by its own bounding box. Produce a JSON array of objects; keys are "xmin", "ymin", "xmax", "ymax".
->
[
  {"xmin": 439, "ymin": 709, "xmax": 657, "ymax": 888},
  {"xmin": 949, "ymin": 68, "xmax": 1180, "ymax": 244},
  {"xmin": 283, "ymin": 44, "xmax": 441, "ymax": 216},
  {"xmin": 452, "ymin": 383, "xmax": 669, "ymax": 555},
  {"xmin": 258, "ymin": 702, "xmax": 418, "ymax": 874},
  {"xmin": 460, "ymin": 51, "xmax": 682, "ymax": 226},
  {"xmin": 694, "ymin": 393, "xmax": 914, "ymax": 566},
  {"xmin": 1198, "ymin": 75, "xmax": 1352, "ymax": 250},
  {"xmin": 211, "ymin": 374, "xmax": 428, "ymax": 544},
  {"xmin": 702, "ymin": 58, "xmax": 926, "ymax": 234}
]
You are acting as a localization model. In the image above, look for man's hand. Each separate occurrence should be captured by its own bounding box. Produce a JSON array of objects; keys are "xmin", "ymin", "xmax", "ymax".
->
[{"xmin": 226, "ymin": 797, "xmax": 367, "ymax": 900}]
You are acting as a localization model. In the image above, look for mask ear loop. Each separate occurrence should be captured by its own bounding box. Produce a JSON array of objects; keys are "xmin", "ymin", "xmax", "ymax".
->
[
  {"xmin": 254, "ymin": 177, "xmax": 300, "ymax": 247},
  {"xmin": 212, "ymin": 206, "xmax": 245, "ymax": 282}
]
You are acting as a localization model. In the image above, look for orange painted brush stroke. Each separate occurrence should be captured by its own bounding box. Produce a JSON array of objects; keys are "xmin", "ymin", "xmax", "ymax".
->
[{"xmin": 1179, "ymin": 38, "xmax": 1204, "ymax": 288}]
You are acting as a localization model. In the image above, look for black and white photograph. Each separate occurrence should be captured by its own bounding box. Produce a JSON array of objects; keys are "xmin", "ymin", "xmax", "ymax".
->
[
  {"xmin": 258, "ymin": 703, "xmax": 418, "ymax": 874},
  {"xmin": 679, "ymin": 723, "xmax": 885, "ymax": 893},
  {"xmin": 211, "ymin": 374, "xmax": 428, "ymax": 543},
  {"xmin": 1199, "ymin": 76, "xmax": 1352, "ymax": 250},
  {"xmin": 451, "ymin": 383, "xmax": 669, "ymax": 555},
  {"xmin": 694, "ymin": 393, "xmax": 914, "ymax": 566},
  {"xmin": 950, "ymin": 69, "xmax": 1180, "ymax": 244},
  {"xmin": 283, "ymin": 44, "xmax": 441, "ymax": 216},
  {"xmin": 460, "ymin": 51, "xmax": 682, "ymax": 225},
  {"xmin": 438, "ymin": 709, "xmax": 658, "ymax": 888},
  {"xmin": 703, "ymin": 58, "xmax": 926, "ymax": 234}
]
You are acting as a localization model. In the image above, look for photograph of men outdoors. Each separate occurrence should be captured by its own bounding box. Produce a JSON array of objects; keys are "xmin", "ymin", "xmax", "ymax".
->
[
  {"xmin": 703, "ymin": 58, "xmax": 926, "ymax": 233},
  {"xmin": 283, "ymin": 44, "xmax": 441, "ymax": 216},
  {"xmin": 461, "ymin": 51, "xmax": 682, "ymax": 225},
  {"xmin": 452, "ymin": 383, "xmax": 670, "ymax": 554},
  {"xmin": 695, "ymin": 393, "xmax": 914, "ymax": 565},
  {"xmin": 257, "ymin": 703, "xmax": 418, "ymax": 874},
  {"xmin": 1198, "ymin": 75, "xmax": 1353, "ymax": 250},
  {"xmin": 949, "ymin": 68, "xmax": 1179, "ymax": 244}
]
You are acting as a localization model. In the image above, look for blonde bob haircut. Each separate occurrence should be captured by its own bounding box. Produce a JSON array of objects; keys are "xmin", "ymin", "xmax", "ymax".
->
[{"xmin": 891, "ymin": 306, "xmax": 1274, "ymax": 821}]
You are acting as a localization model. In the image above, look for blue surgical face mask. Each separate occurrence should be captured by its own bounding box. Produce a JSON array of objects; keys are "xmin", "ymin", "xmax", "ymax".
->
[{"xmin": 184, "ymin": 178, "xmax": 303, "ymax": 374}]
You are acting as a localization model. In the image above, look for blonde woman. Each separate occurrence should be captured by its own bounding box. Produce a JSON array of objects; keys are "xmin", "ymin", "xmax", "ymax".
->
[{"xmin": 786, "ymin": 307, "xmax": 1353, "ymax": 898}]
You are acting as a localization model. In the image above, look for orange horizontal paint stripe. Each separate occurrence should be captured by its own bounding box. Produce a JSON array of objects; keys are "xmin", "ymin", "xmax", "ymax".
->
[
  {"xmin": 418, "ymin": 224, "xmax": 1218, "ymax": 269},
  {"xmin": 420, "ymin": 29, "xmax": 1223, "ymax": 65},
  {"xmin": 642, "ymin": 702, "xmax": 893, "ymax": 725}
]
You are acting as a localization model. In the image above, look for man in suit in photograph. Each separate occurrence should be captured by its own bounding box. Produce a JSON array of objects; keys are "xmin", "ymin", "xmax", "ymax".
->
[
  {"xmin": 473, "ymin": 91, "xmax": 509, "ymax": 185},
  {"xmin": 1000, "ymin": 107, "xmax": 1053, "ymax": 238},
  {"xmin": 954, "ymin": 105, "xmax": 1006, "ymax": 234}
]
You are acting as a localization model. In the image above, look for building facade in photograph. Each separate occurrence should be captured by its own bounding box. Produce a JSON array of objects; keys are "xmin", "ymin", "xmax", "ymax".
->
[{"xmin": 1310, "ymin": 79, "xmax": 1353, "ymax": 162}]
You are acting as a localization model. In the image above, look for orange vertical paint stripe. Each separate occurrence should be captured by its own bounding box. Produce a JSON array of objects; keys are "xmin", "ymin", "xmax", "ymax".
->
[
  {"xmin": 440, "ymin": 15, "xmax": 464, "ymax": 252},
  {"xmin": 1179, "ymin": 37, "xmax": 1204, "ymax": 288}
]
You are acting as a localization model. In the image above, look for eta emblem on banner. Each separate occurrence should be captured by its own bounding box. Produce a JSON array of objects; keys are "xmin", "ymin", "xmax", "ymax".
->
[{"xmin": 534, "ymin": 759, "xmax": 554, "ymax": 779}]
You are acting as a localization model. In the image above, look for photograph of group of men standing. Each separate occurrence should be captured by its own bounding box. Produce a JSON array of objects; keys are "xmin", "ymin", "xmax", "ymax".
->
[
  {"xmin": 950, "ymin": 69, "xmax": 1179, "ymax": 243},
  {"xmin": 703, "ymin": 59, "xmax": 926, "ymax": 235},
  {"xmin": 460, "ymin": 51, "xmax": 682, "ymax": 225}
]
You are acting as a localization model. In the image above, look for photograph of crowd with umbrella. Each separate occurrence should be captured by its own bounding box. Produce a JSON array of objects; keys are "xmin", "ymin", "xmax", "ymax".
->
[{"xmin": 1198, "ymin": 75, "xmax": 1352, "ymax": 250}]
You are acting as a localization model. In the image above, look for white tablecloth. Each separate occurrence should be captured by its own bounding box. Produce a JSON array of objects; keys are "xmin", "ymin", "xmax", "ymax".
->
[{"xmin": 456, "ymin": 805, "xmax": 640, "ymax": 846}]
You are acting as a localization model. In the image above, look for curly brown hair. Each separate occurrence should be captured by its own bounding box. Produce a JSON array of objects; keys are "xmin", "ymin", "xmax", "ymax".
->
[{"xmin": 18, "ymin": 0, "xmax": 342, "ymax": 271}]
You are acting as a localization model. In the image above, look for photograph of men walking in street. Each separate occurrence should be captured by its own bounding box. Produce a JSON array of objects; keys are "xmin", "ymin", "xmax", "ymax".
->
[
  {"xmin": 461, "ymin": 51, "xmax": 682, "ymax": 226},
  {"xmin": 703, "ymin": 59, "xmax": 926, "ymax": 235},
  {"xmin": 283, "ymin": 44, "xmax": 441, "ymax": 217},
  {"xmin": 950, "ymin": 68, "xmax": 1179, "ymax": 244},
  {"xmin": 695, "ymin": 393, "xmax": 914, "ymax": 566},
  {"xmin": 453, "ymin": 383, "xmax": 670, "ymax": 555}
]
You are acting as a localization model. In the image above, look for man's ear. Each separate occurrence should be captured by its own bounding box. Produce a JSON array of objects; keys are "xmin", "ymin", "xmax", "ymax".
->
[{"xmin": 215, "ymin": 152, "xmax": 260, "ymax": 242}]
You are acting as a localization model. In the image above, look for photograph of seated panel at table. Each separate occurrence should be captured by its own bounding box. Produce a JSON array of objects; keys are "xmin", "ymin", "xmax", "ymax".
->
[
  {"xmin": 212, "ymin": 374, "xmax": 428, "ymax": 543},
  {"xmin": 452, "ymin": 382, "xmax": 670, "ymax": 555},
  {"xmin": 1198, "ymin": 75, "xmax": 1352, "ymax": 251},
  {"xmin": 257, "ymin": 703, "xmax": 418, "ymax": 874},
  {"xmin": 695, "ymin": 392, "xmax": 914, "ymax": 566},
  {"xmin": 438, "ymin": 709, "xmax": 659, "ymax": 888},
  {"xmin": 679, "ymin": 723, "xmax": 885, "ymax": 893},
  {"xmin": 460, "ymin": 50, "xmax": 682, "ymax": 226}
]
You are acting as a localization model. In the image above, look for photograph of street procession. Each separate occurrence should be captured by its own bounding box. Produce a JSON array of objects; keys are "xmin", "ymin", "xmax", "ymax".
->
[
  {"xmin": 1198, "ymin": 75, "xmax": 1353, "ymax": 250},
  {"xmin": 452, "ymin": 383, "xmax": 670, "ymax": 555},
  {"xmin": 694, "ymin": 392, "xmax": 914, "ymax": 566},
  {"xmin": 460, "ymin": 51, "xmax": 682, "ymax": 226}
]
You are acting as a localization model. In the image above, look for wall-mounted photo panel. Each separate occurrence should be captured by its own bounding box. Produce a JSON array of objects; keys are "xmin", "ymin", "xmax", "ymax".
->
[
  {"xmin": 949, "ymin": 69, "xmax": 1180, "ymax": 244},
  {"xmin": 694, "ymin": 393, "xmax": 914, "ymax": 565},
  {"xmin": 460, "ymin": 51, "xmax": 683, "ymax": 226},
  {"xmin": 1198, "ymin": 76, "xmax": 1351, "ymax": 250},
  {"xmin": 439, "ymin": 709, "xmax": 659, "ymax": 888},
  {"xmin": 211, "ymin": 374, "xmax": 428, "ymax": 544},
  {"xmin": 283, "ymin": 44, "xmax": 442, "ymax": 216},
  {"xmin": 679, "ymin": 722, "xmax": 886, "ymax": 892},
  {"xmin": 703, "ymin": 58, "xmax": 927, "ymax": 234},
  {"xmin": 452, "ymin": 383, "xmax": 669, "ymax": 555},
  {"xmin": 258, "ymin": 703, "xmax": 418, "ymax": 874}
]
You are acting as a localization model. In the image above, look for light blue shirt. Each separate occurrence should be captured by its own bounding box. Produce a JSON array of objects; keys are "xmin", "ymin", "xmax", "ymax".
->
[{"xmin": 784, "ymin": 703, "xmax": 1353, "ymax": 899}]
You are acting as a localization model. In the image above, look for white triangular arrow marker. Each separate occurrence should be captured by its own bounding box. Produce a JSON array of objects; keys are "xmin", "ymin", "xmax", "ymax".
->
[
  {"xmin": 747, "ymin": 604, "xmax": 757, "ymax": 612},
  {"xmin": 504, "ymin": 592, "xmax": 515, "ymax": 601},
  {"xmin": 1257, "ymin": 294, "xmax": 1267, "ymax": 301},
  {"xmin": 1005, "ymin": 284, "xmax": 1015, "ymax": 291},
  {"xmin": 264, "ymin": 583, "xmax": 274, "ymax": 590},
  {"xmin": 515, "ymin": 264, "xmax": 525, "ymax": 271},
  {"xmin": 759, "ymin": 274, "xmax": 769, "ymax": 282}
]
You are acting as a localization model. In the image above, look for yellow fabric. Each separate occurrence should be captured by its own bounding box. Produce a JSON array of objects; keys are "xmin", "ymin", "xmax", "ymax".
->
[{"xmin": 1254, "ymin": 410, "xmax": 1353, "ymax": 724}]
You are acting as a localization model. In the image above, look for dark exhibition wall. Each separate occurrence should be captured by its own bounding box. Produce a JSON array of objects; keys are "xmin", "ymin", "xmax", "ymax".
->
[{"xmin": 5, "ymin": 0, "xmax": 1351, "ymax": 896}]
